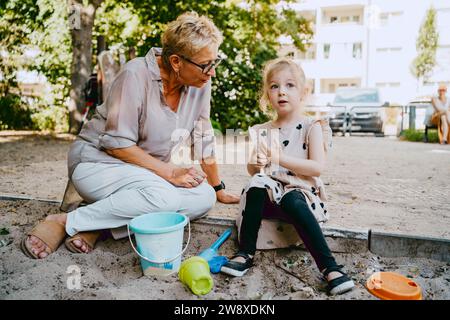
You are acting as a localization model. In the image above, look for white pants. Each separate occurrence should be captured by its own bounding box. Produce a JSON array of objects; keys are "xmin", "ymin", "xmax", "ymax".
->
[{"xmin": 65, "ymin": 162, "xmax": 216, "ymax": 237}]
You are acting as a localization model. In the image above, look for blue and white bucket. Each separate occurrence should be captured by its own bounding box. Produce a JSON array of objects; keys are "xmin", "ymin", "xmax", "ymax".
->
[{"xmin": 128, "ymin": 212, "xmax": 190, "ymax": 277}]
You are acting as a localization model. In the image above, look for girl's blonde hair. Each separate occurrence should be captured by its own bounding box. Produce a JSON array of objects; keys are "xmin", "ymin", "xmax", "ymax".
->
[
  {"xmin": 162, "ymin": 12, "xmax": 223, "ymax": 70},
  {"xmin": 259, "ymin": 57, "xmax": 307, "ymax": 119}
]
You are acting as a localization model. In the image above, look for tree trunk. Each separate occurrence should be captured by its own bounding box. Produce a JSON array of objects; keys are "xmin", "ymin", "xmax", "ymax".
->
[
  {"xmin": 67, "ymin": 0, "xmax": 103, "ymax": 134},
  {"xmin": 416, "ymin": 76, "xmax": 422, "ymax": 95}
]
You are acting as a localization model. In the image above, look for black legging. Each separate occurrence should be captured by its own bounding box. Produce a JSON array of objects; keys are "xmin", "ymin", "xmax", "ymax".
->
[{"xmin": 239, "ymin": 187, "xmax": 338, "ymax": 272}]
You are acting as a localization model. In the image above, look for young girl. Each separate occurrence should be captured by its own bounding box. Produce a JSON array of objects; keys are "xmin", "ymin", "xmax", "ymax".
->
[{"xmin": 221, "ymin": 57, "xmax": 355, "ymax": 295}]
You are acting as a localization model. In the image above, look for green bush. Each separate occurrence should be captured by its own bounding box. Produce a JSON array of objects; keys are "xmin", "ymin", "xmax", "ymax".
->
[
  {"xmin": 130, "ymin": 1, "xmax": 313, "ymax": 133},
  {"xmin": 30, "ymin": 104, "xmax": 68, "ymax": 132},
  {"xmin": 0, "ymin": 94, "xmax": 68, "ymax": 132},
  {"xmin": 400, "ymin": 129, "xmax": 439, "ymax": 143},
  {"xmin": 424, "ymin": 130, "xmax": 439, "ymax": 143},
  {"xmin": 0, "ymin": 94, "xmax": 34, "ymax": 130}
]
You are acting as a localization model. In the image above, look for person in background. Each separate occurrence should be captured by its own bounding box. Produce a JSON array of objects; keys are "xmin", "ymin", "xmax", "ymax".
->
[{"xmin": 431, "ymin": 83, "xmax": 450, "ymax": 144}]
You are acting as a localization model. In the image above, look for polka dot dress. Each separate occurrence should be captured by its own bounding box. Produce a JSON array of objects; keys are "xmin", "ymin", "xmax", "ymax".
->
[{"xmin": 236, "ymin": 116, "xmax": 333, "ymax": 249}]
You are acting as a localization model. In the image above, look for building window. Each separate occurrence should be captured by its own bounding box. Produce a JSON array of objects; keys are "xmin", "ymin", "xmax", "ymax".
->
[
  {"xmin": 376, "ymin": 47, "xmax": 402, "ymax": 53},
  {"xmin": 298, "ymin": 44, "xmax": 316, "ymax": 60},
  {"xmin": 320, "ymin": 79, "xmax": 361, "ymax": 93},
  {"xmin": 323, "ymin": 10, "xmax": 364, "ymax": 25},
  {"xmin": 436, "ymin": 46, "xmax": 450, "ymax": 65},
  {"xmin": 379, "ymin": 11, "xmax": 404, "ymax": 27},
  {"xmin": 376, "ymin": 82, "xmax": 400, "ymax": 87},
  {"xmin": 306, "ymin": 78, "xmax": 315, "ymax": 94},
  {"xmin": 424, "ymin": 81, "xmax": 450, "ymax": 87},
  {"xmin": 329, "ymin": 84, "xmax": 336, "ymax": 92},
  {"xmin": 306, "ymin": 48, "xmax": 316, "ymax": 60},
  {"xmin": 323, "ymin": 44, "xmax": 330, "ymax": 59},
  {"xmin": 391, "ymin": 11, "xmax": 403, "ymax": 17},
  {"xmin": 329, "ymin": 15, "xmax": 359, "ymax": 24},
  {"xmin": 353, "ymin": 43, "xmax": 362, "ymax": 59},
  {"xmin": 436, "ymin": 9, "xmax": 450, "ymax": 28}
]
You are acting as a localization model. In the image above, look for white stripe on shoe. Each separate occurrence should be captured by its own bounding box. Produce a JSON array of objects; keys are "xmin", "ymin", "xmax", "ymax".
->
[
  {"xmin": 220, "ymin": 266, "xmax": 250, "ymax": 277},
  {"xmin": 329, "ymin": 279, "xmax": 355, "ymax": 295}
]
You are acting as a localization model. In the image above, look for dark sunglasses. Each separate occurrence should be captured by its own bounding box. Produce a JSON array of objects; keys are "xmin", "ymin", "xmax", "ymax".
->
[{"xmin": 180, "ymin": 55, "xmax": 222, "ymax": 74}]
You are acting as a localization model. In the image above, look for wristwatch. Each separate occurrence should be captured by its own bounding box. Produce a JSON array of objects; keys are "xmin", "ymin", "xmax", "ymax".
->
[{"xmin": 213, "ymin": 181, "xmax": 226, "ymax": 192}]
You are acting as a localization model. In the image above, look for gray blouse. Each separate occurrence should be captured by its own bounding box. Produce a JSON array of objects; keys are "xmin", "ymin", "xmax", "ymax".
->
[{"xmin": 67, "ymin": 47, "xmax": 215, "ymax": 178}]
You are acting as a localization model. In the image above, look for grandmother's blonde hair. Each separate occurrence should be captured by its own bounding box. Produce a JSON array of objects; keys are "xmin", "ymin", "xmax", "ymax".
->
[
  {"xmin": 162, "ymin": 12, "xmax": 223, "ymax": 70},
  {"xmin": 259, "ymin": 57, "xmax": 307, "ymax": 119}
]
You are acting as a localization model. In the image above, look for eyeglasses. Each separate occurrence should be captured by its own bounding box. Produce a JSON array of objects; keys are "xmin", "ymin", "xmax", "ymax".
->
[{"xmin": 180, "ymin": 55, "xmax": 222, "ymax": 74}]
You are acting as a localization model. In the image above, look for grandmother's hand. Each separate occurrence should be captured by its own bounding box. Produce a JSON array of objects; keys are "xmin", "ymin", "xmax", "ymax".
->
[{"xmin": 168, "ymin": 166, "xmax": 206, "ymax": 188}]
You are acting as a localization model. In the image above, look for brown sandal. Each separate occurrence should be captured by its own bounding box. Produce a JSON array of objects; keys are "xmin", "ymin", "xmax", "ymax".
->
[
  {"xmin": 21, "ymin": 220, "xmax": 67, "ymax": 259},
  {"xmin": 64, "ymin": 231, "xmax": 101, "ymax": 253}
]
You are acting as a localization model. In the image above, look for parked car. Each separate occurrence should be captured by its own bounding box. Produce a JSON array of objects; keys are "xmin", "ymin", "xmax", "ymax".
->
[{"xmin": 328, "ymin": 88, "xmax": 389, "ymax": 136}]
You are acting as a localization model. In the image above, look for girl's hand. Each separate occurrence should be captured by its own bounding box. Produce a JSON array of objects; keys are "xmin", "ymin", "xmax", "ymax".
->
[
  {"xmin": 259, "ymin": 137, "xmax": 282, "ymax": 165},
  {"xmin": 256, "ymin": 153, "xmax": 269, "ymax": 171},
  {"xmin": 249, "ymin": 127, "xmax": 281, "ymax": 172}
]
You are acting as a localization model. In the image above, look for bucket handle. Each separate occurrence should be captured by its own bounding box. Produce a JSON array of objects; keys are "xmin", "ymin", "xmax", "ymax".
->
[{"xmin": 127, "ymin": 217, "xmax": 191, "ymax": 265}]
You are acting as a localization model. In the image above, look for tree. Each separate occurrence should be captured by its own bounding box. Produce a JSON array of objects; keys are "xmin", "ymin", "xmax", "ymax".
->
[
  {"xmin": 1, "ymin": 0, "xmax": 313, "ymax": 132},
  {"xmin": 1, "ymin": 0, "xmax": 75, "ymax": 131},
  {"xmin": 0, "ymin": 0, "xmax": 39, "ymax": 97},
  {"xmin": 126, "ymin": 0, "xmax": 313, "ymax": 131},
  {"xmin": 67, "ymin": 0, "xmax": 104, "ymax": 133},
  {"xmin": 1, "ymin": 0, "xmax": 139, "ymax": 131},
  {"xmin": 211, "ymin": 1, "xmax": 313, "ymax": 130},
  {"xmin": 0, "ymin": 0, "xmax": 40, "ymax": 129},
  {"xmin": 411, "ymin": 6, "xmax": 439, "ymax": 91},
  {"xmin": 67, "ymin": 0, "xmax": 141, "ymax": 132}
]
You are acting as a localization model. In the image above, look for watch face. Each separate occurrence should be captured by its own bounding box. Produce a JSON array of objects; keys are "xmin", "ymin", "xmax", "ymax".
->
[{"xmin": 214, "ymin": 181, "xmax": 225, "ymax": 191}]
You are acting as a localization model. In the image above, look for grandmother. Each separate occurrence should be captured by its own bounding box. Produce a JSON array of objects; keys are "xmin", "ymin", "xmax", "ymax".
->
[{"xmin": 21, "ymin": 12, "xmax": 239, "ymax": 259}]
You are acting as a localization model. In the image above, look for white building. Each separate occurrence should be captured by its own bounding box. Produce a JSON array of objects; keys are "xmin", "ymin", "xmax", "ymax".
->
[{"xmin": 279, "ymin": 0, "xmax": 450, "ymax": 105}]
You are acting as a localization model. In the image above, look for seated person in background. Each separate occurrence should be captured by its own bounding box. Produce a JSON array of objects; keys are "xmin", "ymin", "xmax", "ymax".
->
[{"xmin": 431, "ymin": 83, "xmax": 450, "ymax": 144}]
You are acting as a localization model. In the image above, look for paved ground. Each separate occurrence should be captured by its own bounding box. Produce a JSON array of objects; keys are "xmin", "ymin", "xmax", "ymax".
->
[{"xmin": 1, "ymin": 131, "xmax": 448, "ymax": 239}]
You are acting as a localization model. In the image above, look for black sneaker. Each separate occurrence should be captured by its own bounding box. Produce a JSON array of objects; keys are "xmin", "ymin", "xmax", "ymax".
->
[
  {"xmin": 323, "ymin": 265, "xmax": 355, "ymax": 295},
  {"xmin": 221, "ymin": 252, "xmax": 253, "ymax": 277}
]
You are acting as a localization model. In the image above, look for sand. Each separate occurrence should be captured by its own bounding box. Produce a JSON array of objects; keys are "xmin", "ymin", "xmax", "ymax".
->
[{"xmin": 0, "ymin": 200, "xmax": 449, "ymax": 300}]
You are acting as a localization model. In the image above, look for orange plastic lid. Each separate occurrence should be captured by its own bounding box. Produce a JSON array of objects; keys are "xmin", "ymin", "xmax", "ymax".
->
[{"xmin": 366, "ymin": 272, "xmax": 422, "ymax": 300}]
